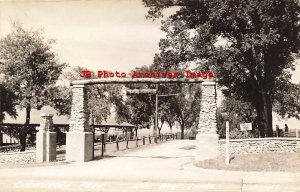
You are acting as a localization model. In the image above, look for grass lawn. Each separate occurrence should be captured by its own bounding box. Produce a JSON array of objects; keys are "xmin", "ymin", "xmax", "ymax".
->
[{"xmin": 195, "ymin": 151, "xmax": 300, "ymax": 172}]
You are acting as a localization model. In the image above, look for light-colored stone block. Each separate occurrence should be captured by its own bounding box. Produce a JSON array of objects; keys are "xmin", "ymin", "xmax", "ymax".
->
[
  {"xmin": 36, "ymin": 132, "xmax": 56, "ymax": 163},
  {"xmin": 46, "ymin": 132, "xmax": 57, "ymax": 162},
  {"xmin": 36, "ymin": 132, "xmax": 46, "ymax": 163},
  {"xmin": 66, "ymin": 132, "xmax": 93, "ymax": 162},
  {"xmin": 195, "ymin": 133, "xmax": 219, "ymax": 162}
]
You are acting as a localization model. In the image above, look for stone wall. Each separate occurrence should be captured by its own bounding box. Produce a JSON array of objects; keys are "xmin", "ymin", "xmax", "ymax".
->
[
  {"xmin": 1, "ymin": 151, "xmax": 35, "ymax": 163},
  {"xmin": 219, "ymin": 138, "xmax": 300, "ymax": 155},
  {"xmin": 197, "ymin": 82, "xmax": 217, "ymax": 134}
]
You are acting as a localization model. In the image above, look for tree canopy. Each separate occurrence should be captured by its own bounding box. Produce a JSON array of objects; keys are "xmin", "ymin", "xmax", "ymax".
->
[
  {"xmin": 0, "ymin": 23, "xmax": 67, "ymax": 150},
  {"xmin": 143, "ymin": 0, "xmax": 300, "ymax": 137},
  {"xmin": 50, "ymin": 66, "xmax": 116, "ymax": 125}
]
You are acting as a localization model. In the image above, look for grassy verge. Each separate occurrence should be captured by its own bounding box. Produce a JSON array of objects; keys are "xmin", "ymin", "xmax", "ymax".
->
[{"xmin": 195, "ymin": 151, "xmax": 300, "ymax": 172}]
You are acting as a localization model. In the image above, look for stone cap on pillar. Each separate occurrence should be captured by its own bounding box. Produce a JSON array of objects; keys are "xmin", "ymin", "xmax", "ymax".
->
[{"xmin": 40, "ymin": 114, "xmax": 54, "ymax": 117}]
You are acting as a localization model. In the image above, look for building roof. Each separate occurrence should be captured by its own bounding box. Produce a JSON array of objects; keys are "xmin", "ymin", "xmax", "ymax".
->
[
  {"xmin": 3, "ymin": 105, "xmax": 135, "ymax": 128},
  {"xmin": 3, "ymin": 106, "xmax": 69, "ymax": 124}
]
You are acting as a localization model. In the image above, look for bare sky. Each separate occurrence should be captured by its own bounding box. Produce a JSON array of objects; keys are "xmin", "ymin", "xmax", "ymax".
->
[{"xmin": 0, "ymin": 0, "xmax": 299, "ymax": 82}]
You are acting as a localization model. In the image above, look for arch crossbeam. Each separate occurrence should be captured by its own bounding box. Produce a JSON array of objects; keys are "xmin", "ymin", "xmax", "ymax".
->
[{"xmin": 71, "ymin": 78, "xmax": 209, "ymax": 85}]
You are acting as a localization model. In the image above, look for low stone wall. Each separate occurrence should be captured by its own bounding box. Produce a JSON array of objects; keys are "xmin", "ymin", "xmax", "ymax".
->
[
  {"xmin": 219, "ymin": 138, "xmax": 300, "ymax": 155},
  {"xmin": 0, "ymin": 144, "xmax": 35, "ymax": 153},
  {"xmin": 0, "ymin": 151, "xmax": 35, "ymax": 163}
]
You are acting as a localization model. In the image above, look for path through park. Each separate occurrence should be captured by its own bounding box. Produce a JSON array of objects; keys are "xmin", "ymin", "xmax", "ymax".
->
[{"xmin": 0, "ymin": 140, "xmax": 300, "ymax": 192}]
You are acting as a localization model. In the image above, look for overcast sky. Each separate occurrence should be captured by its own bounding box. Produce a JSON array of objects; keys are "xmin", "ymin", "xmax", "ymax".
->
[{"xmin": 0, "ymin": 0, "xmax": 167, "ymax": 73}]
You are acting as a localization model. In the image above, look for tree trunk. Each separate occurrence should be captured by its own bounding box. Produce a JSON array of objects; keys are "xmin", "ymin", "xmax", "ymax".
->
[
  {"xmin": 158, "ymin": 121, "xmax": 163, "ymax": 136},
  {"xmin": 261, "ymin": 91, "xmax": 273, "ymax": 137},
  {"xmin": 0, "ymin": 89, "xmax": 2, "ymax": 146},
  {"xmin": 20, "ymin": 106, "xmax": 31, "ymax": 151},
  {"xmin": 255, "ymin": 84, "xmax": 273, "ymax": 138},
  {"xmin": 255, "ymin": 96, "xmax": 264, "ymax": 137},
  {"xmin": 180, "ymin": 122, "xmax": 184, "ymax": 139}
]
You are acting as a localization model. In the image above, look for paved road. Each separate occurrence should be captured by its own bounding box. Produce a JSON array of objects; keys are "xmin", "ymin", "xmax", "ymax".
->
[{"xmin": 1, "ymin": 140, "xmax": 300, "ymax": 192}]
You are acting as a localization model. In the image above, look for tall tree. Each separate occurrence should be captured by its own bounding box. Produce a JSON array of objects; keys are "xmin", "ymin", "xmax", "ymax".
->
[
  {"xmin": 0, "ymin": 23, "xmax": 67, "ymax": 150},
  {"xmin": 171, "ymin": 84, "xmax": 201, "ymax": 139},
  {"xmin": 115, "ymin": 66, "xmax": 156, "ymax": 131},
  {"xmin": 0, "ymin": 84, "xmax": 18, "ymax": 145},
  {"xmin": 151, "ymin": 39, "xmax": 202, "ymax": 139},
  {"xmin": 50, "ymin": 66, "xmax": 113, "ymax": 125},
  {"xmin": 143, "ymin": 0, "xmax": 300, "ymax": 137}
]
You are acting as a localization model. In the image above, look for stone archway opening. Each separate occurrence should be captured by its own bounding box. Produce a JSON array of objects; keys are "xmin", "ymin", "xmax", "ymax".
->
[{"xmin": 66, "ymin": 78, "xmax": 218, "ymax": 163}]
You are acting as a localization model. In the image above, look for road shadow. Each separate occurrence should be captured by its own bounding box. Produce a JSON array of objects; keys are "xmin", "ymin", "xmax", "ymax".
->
[{"xmin": 179, "ymin": 145, "xmax": 196, "ymax": 150}]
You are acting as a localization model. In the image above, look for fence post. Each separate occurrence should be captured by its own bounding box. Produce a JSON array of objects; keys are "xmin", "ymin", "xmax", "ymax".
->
[
  {"xmin": 116, "ymin": 137, "xmax": 119, "ymax": 151},
  {"xmin": 104, "ymin": 135, "xmax": 107, "ymax": 152},
  {"xmin": 126, "ymin": 136, "xmax": 129, "ymax": 149},
  {"xmin": 225, "ymin": 121, "xmax": 230, "ymax": 165},
  {"xmin": 101, "ymin": 134, "xmax": 105, "ymax": 157},
  {"xmin": 149, "ymin": 135, "xmax": 151, "ymax": 144}
]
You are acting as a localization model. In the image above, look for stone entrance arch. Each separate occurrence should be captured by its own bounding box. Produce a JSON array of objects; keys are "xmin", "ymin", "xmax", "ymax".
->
[{"xmin": 66, "ymin": 78, "xmax": 218, "ymax": 162}]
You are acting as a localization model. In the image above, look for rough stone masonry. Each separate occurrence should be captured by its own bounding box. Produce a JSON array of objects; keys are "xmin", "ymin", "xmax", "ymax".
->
[
  {"xmin": 69, "ymin": 85, "xmax": 90, "ymax": 132},
  {"xmin": 66, "ymin": 84, "xmax": 93, "ymax": 162},
  {"xmin": 67, "ymin": 79, "xmax": 218, "ymax": 162},
  {"xmin": 195, "ymin": 82, "xmax": 218, "ymax": 162},
  {"xmin": 198, "ymin": 82, "xmax": 217, "ymax": 134}
]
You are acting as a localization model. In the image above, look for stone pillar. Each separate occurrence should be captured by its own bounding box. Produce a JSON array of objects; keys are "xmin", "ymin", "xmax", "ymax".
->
[
  {"xmin": 66, "ymin": 85, "xmax": 93, "ymax": 162},
  {"xmin": 195, "ymin": 82, "xmax": 218, "ymax": 162},
  {"xmin": 36, "ymin": 114, "xmax": 56, "ymax": 162}
]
